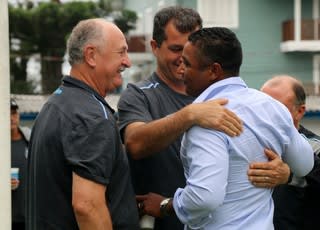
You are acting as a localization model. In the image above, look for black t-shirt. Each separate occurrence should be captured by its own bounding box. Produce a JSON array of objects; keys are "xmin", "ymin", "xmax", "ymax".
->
[
  {"xmin": 273, "ymin": 125, "xmax": 320, "ymax": 230},
  {"xmin": 118, "ymin": 72, "xmax": 194, "ymax": 230},
  {"xmin": 12, "ymin": 138, "xmax": 28, "ymax": 223},
  {"xmin": 27, "ymin": 76, "xmax": 139, "ymax": 230}
]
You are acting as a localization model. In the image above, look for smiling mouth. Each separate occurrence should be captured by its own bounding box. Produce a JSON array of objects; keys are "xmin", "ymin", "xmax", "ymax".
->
[{"xmin": 118, "ymin": 66, "xmax": 126, "ymax": 73}]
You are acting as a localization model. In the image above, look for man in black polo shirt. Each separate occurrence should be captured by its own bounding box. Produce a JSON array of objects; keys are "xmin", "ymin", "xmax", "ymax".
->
[{"xmin": 26, "ymin": 18, "xmax": 139, "ymax": 229}]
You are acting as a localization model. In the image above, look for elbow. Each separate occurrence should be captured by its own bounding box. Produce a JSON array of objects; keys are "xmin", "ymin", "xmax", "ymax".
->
[
  {"xmin": 72, "ymin": 199, "xmax": 94, "ymax": 218},
  {"xmin": 187, "ymin": 187, "xmax": 225, "ymax": 213},
  {"xmin": 125, "ymin": 138, "xmax": 145, "ymax": 160},
  {"xmin": 199, "ymin": 190, "xmax": 224, "ymax": 213},
  {"xmin": 285, "ymin": 142, "xmax": 315, "ymax": 177},
  {"xmin": 295, "ymin": 160, "xmax": 314, "ymax": 177},
  {"xmin": 176, "ymin": 188, "xmax": 225, "ymax": 228},
  {"xmin": 287, "ymin": 156, "xmax": 314, "ymax": 177}
]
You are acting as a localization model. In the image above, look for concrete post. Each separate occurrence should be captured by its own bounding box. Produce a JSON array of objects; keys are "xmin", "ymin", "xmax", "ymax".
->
[
  {"xmin": 0, "ymin": 1, "xmax": 12, "ymax": 229},
  {"xmin": 294, "ymin": 0, "xmax": 301, "ymax": 41}
]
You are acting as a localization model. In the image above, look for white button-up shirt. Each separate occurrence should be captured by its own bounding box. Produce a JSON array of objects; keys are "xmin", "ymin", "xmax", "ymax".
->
[{"xmin": 173, "ymin": 77, "xmax": 314, "ymax": 229}]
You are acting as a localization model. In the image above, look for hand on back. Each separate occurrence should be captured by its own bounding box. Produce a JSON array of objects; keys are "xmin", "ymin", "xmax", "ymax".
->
[{"xmin": 189, "ymin": 98, "xmax": 243, "ymax": 137}]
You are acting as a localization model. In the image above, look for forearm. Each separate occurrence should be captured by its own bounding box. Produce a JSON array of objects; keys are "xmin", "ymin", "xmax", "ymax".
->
[
  {"xmin": 125, "ymin": 105, "xmax": 195, "ymax": 159},
  {"xmin": 72, "ymin": 173, "xmax": 113, "ymax": 230}
]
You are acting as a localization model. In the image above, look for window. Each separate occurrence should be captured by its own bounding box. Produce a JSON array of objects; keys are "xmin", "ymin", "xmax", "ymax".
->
[
  {"xmin": 197, "ymin": 0, "xmax": 239, "ymax": 28},
  {"xmin": 313, "ymin": 54, "xmax": 320, "ymax": 95}
]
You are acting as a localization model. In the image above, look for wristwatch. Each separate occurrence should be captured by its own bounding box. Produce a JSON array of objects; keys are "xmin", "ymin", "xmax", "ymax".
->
[{"xmin": 160, "ymin": 198, "xmax": 172, "ymax": 217}]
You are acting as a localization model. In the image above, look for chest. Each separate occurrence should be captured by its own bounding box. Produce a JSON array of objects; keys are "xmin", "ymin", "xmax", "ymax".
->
[
  {"xmin": 11, "ymin": 139, "xmax": 28, "ymax": 166},
  {"xmin": 144, "ymin": 88, "xmax": 193, "ymax": 118}
]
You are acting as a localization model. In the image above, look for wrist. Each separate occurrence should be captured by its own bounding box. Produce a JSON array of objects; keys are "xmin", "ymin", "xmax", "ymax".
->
[
  {"xmin": 181, "ymin": 104, "xmax": 196, "ymax": 126},
  {"xmin": 160, "ymin": 198, "xmax": 173, "ymax": 217},
  {"xmin": 287, "ymin": 172, "xmax": 293, "ymax": 184}
]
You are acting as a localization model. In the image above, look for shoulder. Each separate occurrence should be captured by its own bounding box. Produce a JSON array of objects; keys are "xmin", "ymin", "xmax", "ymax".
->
[
  {"xmin": 119, "ymin": 75, "xmax": 160, "ymax": 102},
  {"xmin": 125, "ymin": 73, "xmax": 163, "ymax": 91},
  {"xmin": 19, "ymin": 126, "xmax": 31, "ymax": 142},
  {"xmin": 126, "ymin": 77, "xmax": 159, "ymax": 92},
  {"xmin": 47, "ymin": 88, "xmax": 113, "ymax": 125}
]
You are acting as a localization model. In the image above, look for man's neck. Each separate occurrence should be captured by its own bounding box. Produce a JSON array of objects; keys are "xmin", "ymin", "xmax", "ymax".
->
[
  {"xmin": 11, "ymin": 128, "xmax": 22, "ymax": 141},
  {"xmin": 156, "ymin": 71, "xmax": 187, "ymax": 95},
  {"xmin": 70, "ymin": 67, "xmax": 106, "ymax": 97}
]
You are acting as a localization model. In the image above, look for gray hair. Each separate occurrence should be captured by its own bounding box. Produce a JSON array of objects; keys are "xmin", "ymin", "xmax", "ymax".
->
[
  {"xmin": 292, "ymin": 80, "xmax": 306, "ymax": 106},
  {"xmin": 67, "ymin": 19, "xmax": 106, "ymax": 65}
]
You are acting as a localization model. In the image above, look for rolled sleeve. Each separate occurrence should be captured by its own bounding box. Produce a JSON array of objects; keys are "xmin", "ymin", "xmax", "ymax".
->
[
  {"xmin": 174, "ymin": 188, "xmax": 215, "ymax": 229},
  {"xmin": 173, "ymin": 127, "xmax": 228, "ymax": 228}
]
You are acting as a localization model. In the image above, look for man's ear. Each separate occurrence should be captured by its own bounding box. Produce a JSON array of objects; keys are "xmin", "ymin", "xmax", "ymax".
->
[
  {"xmin": 150, "ymin": 39, "xmax": 159, "ymax": 54},
  {"xmin": 296, "ymin": 104, "xmax": 306, "ymax": 122},
  {"xmin": 83, "ymin": 45, "xmax": 97, "ymax": 67},
  {"xmin": 209, "ymin": 62, "xmax": 224, "ymax": 81}
]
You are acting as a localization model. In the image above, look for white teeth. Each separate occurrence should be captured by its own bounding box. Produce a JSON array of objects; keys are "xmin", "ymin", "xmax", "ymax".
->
[{"xmin": 119, "ymin": 66, "xmax": 126, "ymax": 73}]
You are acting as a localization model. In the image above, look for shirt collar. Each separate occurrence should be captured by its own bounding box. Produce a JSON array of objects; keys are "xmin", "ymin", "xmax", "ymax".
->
[
  {"xmin": 194, "ymin": 76, "xmax": 247, "ymax": 103},
  {"xmin": 62, "ymin": 76, "xmax": 114, "ymax": 113}
]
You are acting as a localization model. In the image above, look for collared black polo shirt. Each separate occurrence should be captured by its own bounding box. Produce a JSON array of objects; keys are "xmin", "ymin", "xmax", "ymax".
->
[{"xmin": 27, "ymin": 76, "xmax": 139, "ymax": 230}]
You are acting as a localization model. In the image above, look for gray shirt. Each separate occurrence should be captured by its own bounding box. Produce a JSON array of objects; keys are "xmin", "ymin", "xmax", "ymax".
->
[{"xmin": 118, "ymin": 72, "xmax": 194, "ymax": 230}]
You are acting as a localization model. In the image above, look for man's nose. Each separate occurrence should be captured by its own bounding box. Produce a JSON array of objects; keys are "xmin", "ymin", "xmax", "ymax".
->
[{"xmin": 123, "ymin": 54, "xmax": 132, "ymax": 68}]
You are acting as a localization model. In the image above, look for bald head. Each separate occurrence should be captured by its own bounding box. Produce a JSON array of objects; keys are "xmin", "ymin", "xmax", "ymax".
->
[{"xmin": 261, "ymin": 75, "xmax": 306, "ymax": 128}]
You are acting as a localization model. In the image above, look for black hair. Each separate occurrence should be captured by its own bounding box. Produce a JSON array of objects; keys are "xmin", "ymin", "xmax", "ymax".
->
[
  {"xmin": 188, "ymin": 27, "xmax": 242, "ymax": 76},
  {"xmin": 153, "ymin": 6, "xmax": 202, "ymax": 47}
]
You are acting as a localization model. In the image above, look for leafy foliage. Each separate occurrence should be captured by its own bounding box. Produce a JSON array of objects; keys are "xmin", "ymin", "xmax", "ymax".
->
[
  {"xmin": 11, "ymin": 79, "xmax": 37, "ymax": 94},
  {"xmin": 114, "ymin": 9, "xmax": 138, "ymax": 34},
  {"xmin": 9, "ymin": 1, "xmax": 137, "ymax": 94}
]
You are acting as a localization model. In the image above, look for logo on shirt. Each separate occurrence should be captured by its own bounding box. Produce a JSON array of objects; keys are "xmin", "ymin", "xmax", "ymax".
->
[{"xmin": 54, "ymin": 87, "xmax": 63, "ymax": 95}]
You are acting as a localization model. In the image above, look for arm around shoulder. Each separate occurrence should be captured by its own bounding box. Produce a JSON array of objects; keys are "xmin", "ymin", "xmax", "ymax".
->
[
  {"xmin": 124, "ymin": 99, "xmax": 243, "ymax": 160},
  {"xmin": 124, "ymin": 107, "xmax": 196, "ymax": 159}
]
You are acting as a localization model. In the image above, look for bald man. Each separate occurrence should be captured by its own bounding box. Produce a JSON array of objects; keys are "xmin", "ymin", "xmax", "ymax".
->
[
  {"xmin": 261, "ymin": 75, "xmax": 306, "ymax": 129},
  {"xmin": 261, "ymin": 75, "xmax": 320, "ymax": 230},
  {"xmin": 27, "ymin": 19, "xmax": 139, "ymax": 229}
]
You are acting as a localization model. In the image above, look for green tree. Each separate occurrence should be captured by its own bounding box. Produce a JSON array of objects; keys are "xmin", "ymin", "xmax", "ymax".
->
[
  {"xmin": 32, "ymin": 1, "xmax": 100, "ymax": 93},
  {"xmin": 9, "ymin": 1, "xmax": 137, "ymax": 94},
  {"xmin": 9, "ymin": 5, "xmax": 37, "ymax": 93},
  {"xmin": 114, "ymin": 9, "xmax": 138, "ymax": 33}
]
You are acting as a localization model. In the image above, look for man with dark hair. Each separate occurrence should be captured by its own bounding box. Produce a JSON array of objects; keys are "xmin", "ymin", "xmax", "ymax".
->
[
  {"xmin": 152, "ymin": 6, "xmax": 202, "ymax": 48},
  {"xmin": 261, "ymin": 75, "xmax": 320, "ymax": 230},
  {"xmin": 118, "ymin": 6, "xmax": 243, "ymax": 229},
  {"xmin": 118, "ymin": 6, "xmax": 291, "ymax": 229},
  {"xmin": 27, "ymin": 19, "xmax": 139, "ymax": 229},
  {"xmin": 139, "ymin": 27, "xmax": 314, "ymax": 229},
  {"xmin": 11, "ymin": 98, "xmax": 31, "ymax": 230}
]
